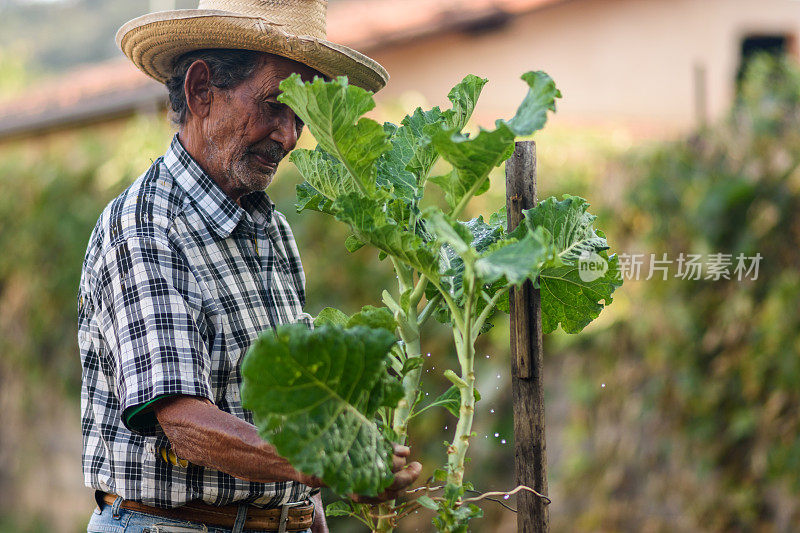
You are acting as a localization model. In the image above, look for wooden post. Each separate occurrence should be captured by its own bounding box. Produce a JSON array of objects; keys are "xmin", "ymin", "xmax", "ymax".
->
[
  {"xmin": 506, "ymin": 141, "xmax": 549, "ymax": 532},
  {"xmin": 693, "ymin": 62, "xmax": 708, "ymax": 128}
]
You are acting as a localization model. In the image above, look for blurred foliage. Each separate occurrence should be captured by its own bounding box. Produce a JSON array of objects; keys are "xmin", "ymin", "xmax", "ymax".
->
[
  {"xmin": 0, "ymin": 45, "xmax": 39, "ymax": 101},
  {"xmin": 0, "ymin": 0, "xmax": 195, "ymax": 73},
  {"xmin": 0, "ymin": 116, "xmax": 176, "ymax": 532},
  {"xmin": 0, "ymin": 116, "xmax": 173, "ymax": 395},
  {"xmin": 556, "ymin": 55, "xmax": 800, "ymax": 531}
]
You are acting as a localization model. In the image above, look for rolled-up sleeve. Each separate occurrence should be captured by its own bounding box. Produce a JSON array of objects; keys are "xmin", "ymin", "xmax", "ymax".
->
[{"xmin": 94, "ymin": 236, "xmax": 213, "ymax": 436}]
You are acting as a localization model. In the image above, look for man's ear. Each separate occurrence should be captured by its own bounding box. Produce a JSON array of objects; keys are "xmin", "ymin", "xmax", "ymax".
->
[{"xmin": 184, "ymin": 60, "xmax": 213, "ymax": 119}]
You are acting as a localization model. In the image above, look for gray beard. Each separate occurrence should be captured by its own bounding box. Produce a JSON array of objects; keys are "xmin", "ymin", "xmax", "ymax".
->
[
  {"xmin": 205, "ymin": 137, "xmax": 275, "ymax": 197},
  {"xmin": 231, "ymin": 153, "xmax": 274, "ymax": 193}
]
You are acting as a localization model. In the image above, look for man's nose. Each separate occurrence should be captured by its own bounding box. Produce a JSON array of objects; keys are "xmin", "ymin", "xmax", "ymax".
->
[{"xmin": 269, "ymin": 110, "xmax": 299, "ymax": 152}]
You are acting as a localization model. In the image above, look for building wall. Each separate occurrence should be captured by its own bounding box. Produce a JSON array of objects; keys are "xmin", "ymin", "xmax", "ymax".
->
[{"xmin": 371, "ymin": 0, "xmax": 800, "ymax": 134}]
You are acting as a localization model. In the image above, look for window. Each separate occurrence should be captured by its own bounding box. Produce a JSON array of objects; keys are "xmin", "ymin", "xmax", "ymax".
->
[{"xmin": 736, "ymin": 34, "xmax": 791, "ymax": 88}]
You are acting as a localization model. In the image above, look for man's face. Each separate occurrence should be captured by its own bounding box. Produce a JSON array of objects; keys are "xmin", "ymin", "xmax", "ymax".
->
[{"xmin": 201, "ymin": 54, "xmax": 319, "ymax": 196}]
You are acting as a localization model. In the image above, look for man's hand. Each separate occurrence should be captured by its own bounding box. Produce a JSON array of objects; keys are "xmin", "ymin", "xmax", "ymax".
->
[{"xmin": 350, "ymin": 444, "xmax": 422, "ymax": 504}]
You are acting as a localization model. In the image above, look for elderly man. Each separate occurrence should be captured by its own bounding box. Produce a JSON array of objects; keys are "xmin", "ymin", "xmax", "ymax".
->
[{"xmin": 78, "ymin": 2, "xmax": 421, "ymax": 532}]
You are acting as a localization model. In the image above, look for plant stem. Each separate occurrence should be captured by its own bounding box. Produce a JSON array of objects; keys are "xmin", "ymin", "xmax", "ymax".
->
[
  {"xmin": 446, "ymin": 275, "xmax": 476, "ymax": 489},
  {"xmin": 374, "ymin": 505, "xmax": 394, "ymax": 533},
  {"xmin": 471, "ymin": 286, "xmax": 511, "ymax": 343},
  {"xmin": 450, "ymin": 174, "xmax": 490, "ymax": 220},
  {"xmin": 377, "ymin": 263, "xmax": 426, "ymax": 533},
  {"xmin": 445, "ymin": 325, "xmax": 476, "ymax": 488},
  {"xmin": 427, "ymin": 277, "xmax": 466, "ymax": 333},
  {"xmin": 392, "ymin": 313, "xmax": 421, "ymax": 442},
  {"xmin": 417, "ymin": 293, "xmax": 442, "ymax": 327},
  {"xmin": 408, "ymin": 274, "xmax": 429, "ymax": 309}
]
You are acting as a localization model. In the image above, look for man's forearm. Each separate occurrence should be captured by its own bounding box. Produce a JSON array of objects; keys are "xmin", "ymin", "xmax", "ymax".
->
[{"xmin": 154, "ymin": 396, "xmax": 319, "ymax": 486}]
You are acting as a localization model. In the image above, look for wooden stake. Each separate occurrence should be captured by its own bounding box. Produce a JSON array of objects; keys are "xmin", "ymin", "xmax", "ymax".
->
[{"xmin": 506, "ymin": 141, "xmax": 549, "ymax": 532}]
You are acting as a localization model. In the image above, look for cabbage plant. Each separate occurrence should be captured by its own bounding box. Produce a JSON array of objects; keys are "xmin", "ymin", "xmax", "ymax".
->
[{"xmin": 241, "ymin": 72, "xmax": 621, "ymax": 532}]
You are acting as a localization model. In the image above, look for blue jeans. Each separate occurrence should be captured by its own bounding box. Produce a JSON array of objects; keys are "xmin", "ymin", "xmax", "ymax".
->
[{"xmin": 87, "ymin": 496, "xmax": 312, "ymax": 533}]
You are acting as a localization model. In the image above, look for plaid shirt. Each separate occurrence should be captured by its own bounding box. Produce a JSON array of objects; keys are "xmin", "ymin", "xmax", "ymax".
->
[{"xmin": 78, "ymin": 135, "xmax": 314, "ymax": 508}]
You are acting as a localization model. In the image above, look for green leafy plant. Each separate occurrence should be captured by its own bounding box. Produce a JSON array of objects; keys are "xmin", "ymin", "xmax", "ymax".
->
[{"xmin": 242, "ymin": 71, "xmax": 621, "ymax": 532}]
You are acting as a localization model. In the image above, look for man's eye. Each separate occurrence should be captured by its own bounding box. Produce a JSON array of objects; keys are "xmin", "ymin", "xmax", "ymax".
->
[{"xmin": 263, "ymin": 100, "xmax": 303, "ymax": 129}]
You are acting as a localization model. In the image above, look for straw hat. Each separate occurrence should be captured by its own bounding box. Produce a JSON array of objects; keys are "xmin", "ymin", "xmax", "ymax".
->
[{"xmin": 116, "ymin": 0, "xmax": 389, "ymax": 92}]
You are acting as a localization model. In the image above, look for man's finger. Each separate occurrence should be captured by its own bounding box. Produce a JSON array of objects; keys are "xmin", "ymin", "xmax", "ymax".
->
[
  {"xmin": 386, "ymin": 461, "xmax": 422, "ymax": 491},
  {"xmin": 349, "ymin": 458, "xmax": 422, "ymax": 504},
  {"xmin": 391, "ymin": 453, "xmax": 407, "ymax": 472},
  {"xmin": 392, "ymin": 443, "xmax": 410, "ymax": 457}
]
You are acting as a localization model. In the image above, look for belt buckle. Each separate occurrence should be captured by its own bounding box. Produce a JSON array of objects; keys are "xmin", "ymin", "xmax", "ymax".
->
[{"xmin": 278, "ymin": 499, "xmax": 312, "ymax": 533}]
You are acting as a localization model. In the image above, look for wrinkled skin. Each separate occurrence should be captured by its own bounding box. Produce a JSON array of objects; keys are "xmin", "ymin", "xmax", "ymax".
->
[
  {"xmin": 179, "ymin": 53, "xmax": 309, "ymax": 203},
  {"xmin": 158, "ymin": 53, "xmax": 422, "ymax": 532}
]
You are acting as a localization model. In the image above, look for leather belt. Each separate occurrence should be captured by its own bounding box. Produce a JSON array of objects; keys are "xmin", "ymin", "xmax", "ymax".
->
[{"xmin": 99, "ymin": 492, "xmax": 314, "ymax": 531}]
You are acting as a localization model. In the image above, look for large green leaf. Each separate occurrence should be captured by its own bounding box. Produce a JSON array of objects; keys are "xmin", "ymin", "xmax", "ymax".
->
[
  {"xmin": 427, "ymin": 197, "xmax": 621, "ymax": 336},
  {"xmin": 430, "ymin": 71, "xmax": 561, "ymax": 212},
  {"xmin": 474, "ymin": 225, "xmax": 556, "ymax": 285},
  {"xmin": 443, "ymin": 74, "xmax": 489, "ymax": 131},
  {"xmin": 429, "ymin": 195, "xmax": 621, "ymax": 333},
  {"xmin": 241, "ymin": 323, "xmax": 403, "ymax": 496},
  {"xmin": 525, "ymin": 196, "xmax": 623, "ymax": 333},
  {"xmin": 376, "ymin": 120, "xmax": 424, "ymax": 203},
  {"xmin": 314, "ymin": 307, "xmax": 349, "ymax": 327},
  {"xmin": 279, "ymin": 74, "xmax": 390, "ymax": 193},
  {"xmin": 314, "ymin": 305, "xmax": 397, "ymax": 332},
  {"xmin": 295, "ymin": 182, "xmax": 334, "ymax": 215},
  {"xmin": 346, "ymin": 305, "xmax": 397, "ymax": 332},
  {"xmin": 334, "ymin": 192, "xmax": 440, "ymax": 279},
  {"xmin": 427, "ymin": 210, "xmax": 506, "ymax": 278},
  {"xmin": 430, "ymin": 126, "xmax": 515, "ymax": 210},
  {"xmin": 539, "ymin": 252, "xmax": 621, "ymax": 334},
  {"xmin": 524, "ymin": 194, "xmax": 608, "ymax": 263},
  {"xmin": 425, "ymin": 209, "xmax": 474, "ymax": 257},
  {"xmin": 399, "ymin": 109, "xmax": 445, "ymax": 187},
  {"xmin": 375, "ymin": 75, "xmax": 488, "ymax": 203},
  {"xmin": 470, "ymin": 210, "xmax": 515, "ymax": 325},
  {"xmin": 503, "ymin": 71, "xmax": 562, "ymax": 136},
  {"xmin": 425, "ymin": 210, "xmax": 510, "ymax": 325},
  {"xmin": 290, "ymin": 148, "xmax": 356, "ymax": 202}
]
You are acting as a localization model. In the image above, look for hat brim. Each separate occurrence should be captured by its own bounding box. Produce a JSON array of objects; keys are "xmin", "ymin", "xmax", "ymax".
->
[{"xmin": 116, "ymin": 10, "xmax": 389, "ymax": 92}]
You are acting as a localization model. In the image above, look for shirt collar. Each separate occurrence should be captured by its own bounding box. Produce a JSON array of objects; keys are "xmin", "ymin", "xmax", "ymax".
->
[{"xmin": 164, "ymin": 134, "xmax": 275, "ymax": 238}]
